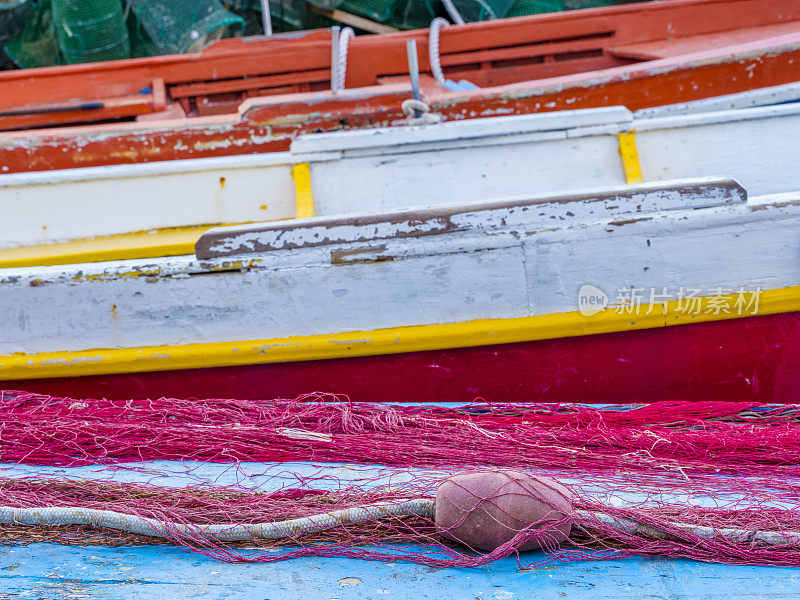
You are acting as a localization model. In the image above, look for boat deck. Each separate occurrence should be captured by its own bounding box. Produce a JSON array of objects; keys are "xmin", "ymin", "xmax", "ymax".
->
[
  {"xmin": 2, "ymin": 544, "xmax": 796, "ymax": 600},
  {"xmin": 0, "ymin": 459, "xmax": 795, "ymax": 599}
]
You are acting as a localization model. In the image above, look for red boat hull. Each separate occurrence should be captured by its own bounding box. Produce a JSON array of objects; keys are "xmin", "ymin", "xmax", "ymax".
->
[{"xmin": 7, "ymin": 311, "xmax": 800, "ymax": 403}]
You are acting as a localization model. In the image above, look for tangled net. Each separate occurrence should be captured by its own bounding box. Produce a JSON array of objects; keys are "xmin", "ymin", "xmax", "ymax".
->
[{"xmin": 0, "ymin": 390, "xmax": 799, "ymax": 567}]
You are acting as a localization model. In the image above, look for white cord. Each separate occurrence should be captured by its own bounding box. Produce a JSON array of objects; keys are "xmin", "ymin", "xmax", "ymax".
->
[
  {"xmin": 429, "ymin": 17, "xmax": 449, "ymax": 87},
  {"xmin": 0, "ymin": 499, "xmax": 436, "ymax": 542},
  {"xmin": 5, "ymin": 499, "xmax": 793, "ymax": 548},
  {"xmin": 441, "ymin": 0, "xmax": 465, "ymax": 25},
  {"xmin": 575, "ymin": 509, "xmax": 800, "ymax": 547},
  {"xmin": 332, "ymin": 27, "xmax": 354, "ymax": 93}
]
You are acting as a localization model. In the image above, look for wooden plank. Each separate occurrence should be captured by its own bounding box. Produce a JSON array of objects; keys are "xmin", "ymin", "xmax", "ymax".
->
[
  {"xmin": 343, "ymin": 0, "xmax": 800, "ymax": 87},
  {"xmin": 307, "ymin": 4, "xmax": 398, "ymax": 34},
  {"xmin": 288, "ymin": 107, "xmax": 632, "ymax": 154},
  {"xmin": 617, "ymin": 131, "xmax": 644, "ymax": 184},
  {"xmin": 436, "ymin": 35, "xmax": 616, "ymax": 68},
  {"xmin": 609, "ymin": 20, "xmax": 800, "ymax": 60},
  {"xmin": 169, "ymin": 69, "xmax": 332, "ymax": 99},
  {"xmin": 0, "ymin": 94, "xmax": 157, "ymax": 131},
  {"xmin": 634, "ymin": 81, "xmax": 800, "ymax": 117},
  {"xmin": 196, "ymin": 178, "xmax": 744, "ymax": 259},
  {"xmin": 0, "ymin": 153, "xmax": 297, "ymax": 249},
  {"xmin": 291, "ymin": 163, "xmax": 317, "ymax": 219},
  {"xmin": 0, "ymin": 225, "xmax": 218, "ymax": 269},
  {"xmin": 0, "ymin": 36, "xmax": 336, "ymax": 109},
  {"xmin": 3, "ymin": 100, "xmax": 800, "ymax": 252}
]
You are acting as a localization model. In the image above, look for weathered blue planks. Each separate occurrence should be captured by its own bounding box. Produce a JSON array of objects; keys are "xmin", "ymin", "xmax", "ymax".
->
[
  {"xmin": 0, "ymin": 544, "xmax": 798, "ymax": 600},
  {"xmin": 0, "ymin": 461, "xmax": 798, "ymax": 599}
]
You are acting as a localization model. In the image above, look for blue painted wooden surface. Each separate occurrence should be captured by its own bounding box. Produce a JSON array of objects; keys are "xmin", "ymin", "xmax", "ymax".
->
[
  {"xmin": 0, "ymin": 461, "xmax": 798, "ymax": 599},
  {"xmin": 1, "ymin": 544, "xmax": 798, "ymax": 599}
]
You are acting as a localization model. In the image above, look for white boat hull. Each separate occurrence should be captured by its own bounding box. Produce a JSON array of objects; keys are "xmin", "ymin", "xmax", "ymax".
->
[{"xmin": 1, "ymin": 103, "xmax": 799, "ymax": 250}]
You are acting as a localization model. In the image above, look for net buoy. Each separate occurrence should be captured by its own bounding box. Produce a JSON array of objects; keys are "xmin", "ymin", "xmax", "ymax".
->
[{"xmin": 435, "ymin": 470, "xmax": 575, "ymax": 551}]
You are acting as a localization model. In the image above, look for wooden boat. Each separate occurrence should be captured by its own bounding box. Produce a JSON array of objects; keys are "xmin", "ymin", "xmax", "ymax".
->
[
  {"xmin": 2, "ymin": 99, "xmax": 799, "ymax": 267},
  {"xmin": 2, "ymin": 0, "xmax": 800, "ymax": 174},
  {"xmin": 5, "ymin": 2, "xmax": 800, "ymax": 587},
  {"xmin": 1, "ymin": 177, "xmax": 798, "ymax": 404}
]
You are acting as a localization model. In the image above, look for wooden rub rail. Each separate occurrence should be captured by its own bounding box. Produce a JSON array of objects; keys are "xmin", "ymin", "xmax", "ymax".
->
[{"xmin": 195, "ymin": 178, "xmax": 746, "ymax": 259}]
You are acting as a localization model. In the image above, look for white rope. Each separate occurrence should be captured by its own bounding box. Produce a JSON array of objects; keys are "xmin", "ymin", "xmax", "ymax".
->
[
  {"xmin": 401, "ymin": 98, "xmax": 441, "ymax": 125},
  {"xmin": 332, "ymin": 27, "xmax": 354, "ymax": 93},
  {"xmin": 575, "ymin": 509, "xmax": 800, "ymax": 547},
  {"xmin": 0, "ymin": 499, "xmax": 436, "ymax": 543},
  {"xmin": 6, "ymin": 499, "xmax": 796, "ymax": 548},
  {"xmin": 429, "ymin": 17, "xmax": 449, "ymax": 87},
  {"xmin": 441, "ymin": 0, "xmax": 465, "ymax": 25},
  {"xmin": 401, "ymin": 98, "xmax": 430, "ymax": 117}
]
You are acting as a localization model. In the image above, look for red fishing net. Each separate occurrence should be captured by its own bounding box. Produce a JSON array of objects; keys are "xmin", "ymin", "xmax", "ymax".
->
[{"xmin": 0, "ymin": 390, "xmax": 799, "ymax": 567}]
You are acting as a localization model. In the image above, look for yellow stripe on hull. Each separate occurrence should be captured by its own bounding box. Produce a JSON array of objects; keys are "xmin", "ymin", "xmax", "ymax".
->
[
  {"xmin": 2, "ymin": 285, "xmax": 799, "ymax": 381},
  {"xmin": 0, "ymin": 162, "xmax": 317, "ymax": 269},
  {"xmin": 292, "ymin": 162, "xmax": 317, "ymax": 219},
  {"xmin": 618, "ymin": 131, "xmax": 644, "ymax": 185},
  {"xmin": 0, "ymin": 225, "xmax": 224, "ymax": 268}
]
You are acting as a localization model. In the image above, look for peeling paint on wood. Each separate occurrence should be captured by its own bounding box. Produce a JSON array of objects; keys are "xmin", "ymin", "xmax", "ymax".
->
[
  {"xmin": 0, "ymin": 102, "xmax": 796, "ymax": 251},
  {"xmin": 0, "ymin": 24, "xmax": 799, "ymax": 176},
  {"xmin": 195, "ymin": 179, "xmax": 745, "ymax": 259},
  {"xmin": 0, "ymin": 180, "xmax": 798, "ymax": 363}
]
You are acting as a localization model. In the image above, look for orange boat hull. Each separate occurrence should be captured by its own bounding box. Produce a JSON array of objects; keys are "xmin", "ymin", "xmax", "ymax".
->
[
  {"xmin": 0, "ymin": 0, "xmax": 799, "ymax": 173},
  {"xmin": 4, "ymin": 32, "xmax": 800, "ymax": 174}
]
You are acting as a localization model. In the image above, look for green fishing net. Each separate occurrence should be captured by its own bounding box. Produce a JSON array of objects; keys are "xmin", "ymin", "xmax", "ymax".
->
[
  {"xmin": 506, "ymin": 0, "xmax": 564, "ymax": 16},
  {"xmin": 460, "ymin": 0, "xmax": 649, "ymax": 19},
  {"xmin": 128, "ymin": 0, "xmax": 243, "ymax": 56},
  {"xmin": 5, "ymin": 0, "xmax": 132, "ymax": 66},
  {"xmin": 4, "ymin": 0, "xmax": 57, "ymax": 67},
  {"xmin": 0, "ymin": 0, "xmax": 30, "ymax": 67},
  {"xmin": 0, "ymin": 0, "xmax": 31, "ymax": 41},
  {"xmin": 2, "ymin": 0, "xmax": 654, "ymax": 68},
  {"xmin": 225, "ymin": 0, "xmax": 646, "ymax": 32},
  {"xmin": 52, "ymin": 0, "xmax": 130, "ymax": 63},
  {"xmin": 380, "ymin": 0, "xmax": 440, "ymax": 29},
  {"xmin": 223, "ymin": 0, "xmax": 306, "ymax": 32},
  {"xmin": 448, "ymin": 0, "xmax": 514, "ymax": 21},
  {"xmin": 225, "ymin": 0, "xmax": 440, "ymax": 31}
]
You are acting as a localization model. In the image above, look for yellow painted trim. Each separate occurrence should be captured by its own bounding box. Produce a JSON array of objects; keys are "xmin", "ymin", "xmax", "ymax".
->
[
  {"xmin": 618, "ymin": 131, "xmax": 644, "ymax": 184},
  {"xmin": 2, "ymin": 285, "xmax": 799, "ymax": 381},
  {"xmin": 0, "ymin": 225, "xmax": 231, "ymax": 268},
  {"xmin": 292, "ymin": 162, "xmax": 317, "ymax": 219}
]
